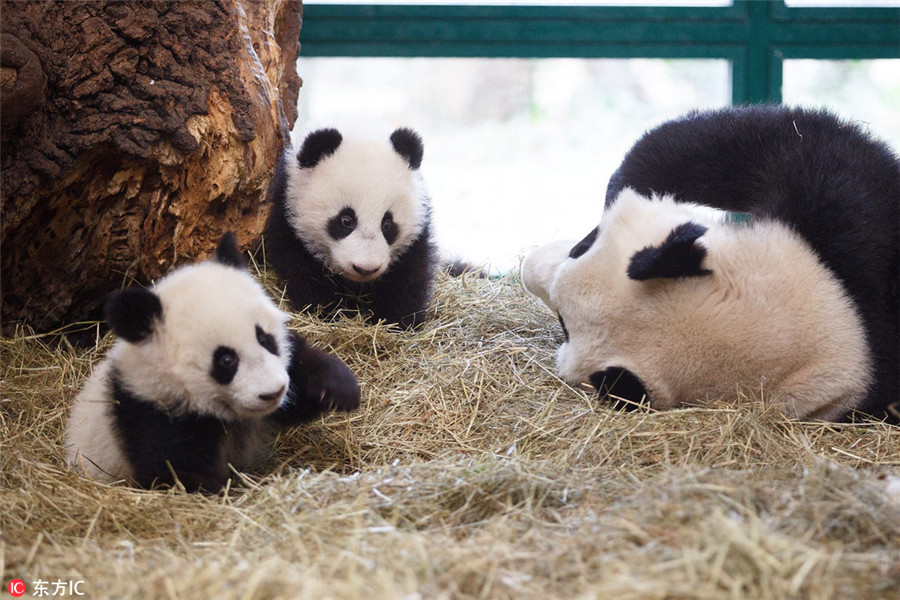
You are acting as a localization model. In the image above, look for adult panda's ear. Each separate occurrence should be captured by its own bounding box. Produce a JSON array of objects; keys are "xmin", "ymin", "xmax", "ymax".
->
[
  {"xmin": 390, "ymin": 127, "xmax": 424, "ymax": 170},
  {"xmin": 627, "ymin": 222, "xmax": 712, "ymax": 281},
  {"xmin": 105, "ymin": 287, "xmax": 163, "ymax": 343},
  {"xmin": 214, "ymin": 232, "xmax": 246, "ymax": 270},
  {"xmin": 589, "ymin": 367, "xmax": 651, "ymax": 411},
  {"xmin": 297, "ymin": 128, "xmax": 343, "ymax": 168}
]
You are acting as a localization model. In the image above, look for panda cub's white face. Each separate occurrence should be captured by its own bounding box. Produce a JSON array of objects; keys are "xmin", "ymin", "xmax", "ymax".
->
[
  {"xmin": 112, "ymin": 258, "xmax": 292, "ymax": 421},
  {"xmin": 283, "ymin": 128, "xmax": 427, "ymax": 283}
]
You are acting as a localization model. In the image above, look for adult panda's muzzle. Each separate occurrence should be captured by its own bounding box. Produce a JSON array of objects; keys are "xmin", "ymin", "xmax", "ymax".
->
[{"xmin": 521, "ymin": 240, "xmax": 574, "ymax": 311}]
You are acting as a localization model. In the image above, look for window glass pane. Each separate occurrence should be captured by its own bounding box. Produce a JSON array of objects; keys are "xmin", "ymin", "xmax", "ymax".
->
[
  {"xmin": 295, "ymin": 57, "xmax": 729, "ymax": 274},
  {"xmin": 782, "ymin": 59, "xmax": 899, "ymax": 152}
]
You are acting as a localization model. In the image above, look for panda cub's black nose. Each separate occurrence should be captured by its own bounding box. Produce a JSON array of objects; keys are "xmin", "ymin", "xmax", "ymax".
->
[
  {"xmin": 353, "ymin": 265, "xmax": 380, "ymax": 276},
  {"xmin": 259, "ymin": 386, "xmax": 285, "ymax": 403}
]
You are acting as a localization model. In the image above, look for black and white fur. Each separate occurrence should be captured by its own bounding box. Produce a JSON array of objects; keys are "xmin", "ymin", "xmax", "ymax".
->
[
  {"xmin": 264, "ymin": 127, "xmax": 438, "ymax": 328},
  {"xmin": 524, "ymin": 105, "xmax": 898, "ymax": 423},
  {"xmin": 65, "ymin": 233, "xmax": 361, "ymax": 492}
]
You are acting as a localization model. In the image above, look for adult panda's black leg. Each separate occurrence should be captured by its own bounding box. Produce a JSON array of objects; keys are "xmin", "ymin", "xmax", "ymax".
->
[
  {"xmin": 269, "ymin": 332, "xmax": 360, "ymax": 426},
  {"xmin": 589, "ymin": 367, "xmax": 651, "ymax": 412}
]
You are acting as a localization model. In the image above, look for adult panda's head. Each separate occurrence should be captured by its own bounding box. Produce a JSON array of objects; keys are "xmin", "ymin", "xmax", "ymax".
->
[
  {"xmin": 523, "ymin": 189, "xmax": 870, "ymax": 420},
  {"xmin": 282, "ymin": 127, "xmax": 429, "ymax": 283},
  {"xmin": 104, "ymin": 233, "xmax": 293, "ymax": 421},
  {"xmin": 523, "ymin": 189, "xmax": 718, "ymax": 396}
]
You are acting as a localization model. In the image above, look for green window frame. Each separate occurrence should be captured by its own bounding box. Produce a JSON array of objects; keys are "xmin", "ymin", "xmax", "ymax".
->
[{"xmin": 300, "ymin": 0, "xmax": 900, "ymax": 104}]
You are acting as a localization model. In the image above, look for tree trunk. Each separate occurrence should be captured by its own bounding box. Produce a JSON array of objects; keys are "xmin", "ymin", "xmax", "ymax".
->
[{"xmin": 1, "ymin": 0, "xmax": 302, "ymax": 332}]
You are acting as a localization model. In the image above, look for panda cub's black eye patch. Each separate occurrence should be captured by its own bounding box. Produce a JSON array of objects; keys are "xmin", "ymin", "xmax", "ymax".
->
[
  {"xmin": 328, "ymin": 208, "xmax": 357, "ymax": 240},
  {"xmin": 211, "ymin": 346, "xmax": 239, "ymax": 385},
  {"xmin": 381, "ymin": 211, "xmax": 399, "ymax": 245},
  {"xmin": 255, "ymin": 325, "xmax": 279, "ymax": 356}
]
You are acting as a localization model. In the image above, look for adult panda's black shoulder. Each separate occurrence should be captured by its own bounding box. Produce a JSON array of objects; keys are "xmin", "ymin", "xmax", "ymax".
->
[
  {"xmin": 264, "ymin": 127, "xmax": 439, "ymax": 329},
  {"xmin": 65, "ymin": 233, "xmax": 361, "ymax": 493},
  {"xmin": 601, "ymin": 105, "xmax": 898, "ymax": 423}
]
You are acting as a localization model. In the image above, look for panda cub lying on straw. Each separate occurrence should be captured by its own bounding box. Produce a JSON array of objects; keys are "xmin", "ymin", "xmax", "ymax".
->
[
  {"xmin": 66, "ymin": 233, "xmax": 360, "ymax": 492},
  {"xmin": 524, "ymin": 105, "xmax": 898, "ymax": 423},
  {"xmin": 264, "ymin": 127, "xmax": 439, "ymax": 329}
]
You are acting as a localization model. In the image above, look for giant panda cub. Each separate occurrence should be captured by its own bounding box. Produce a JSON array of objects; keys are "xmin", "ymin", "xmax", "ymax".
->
[
  {"xmin": 65, "ymin": 233, "xmax": 361, "ymax": 492},
  {"xmin": 524, "ymin": 105, "xmax": 898, "ymax": 423},
  {"xmin": 264, "ymin": 127, "xmax": 438, "ymax": 329}
]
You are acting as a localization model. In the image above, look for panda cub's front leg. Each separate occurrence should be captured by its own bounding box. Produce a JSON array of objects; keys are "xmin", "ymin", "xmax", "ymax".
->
[
  {"xmin": 268, "ymin": 332, "xmax": 361, "ymax": 426},
  {"xmin": 368, "ymin": 232, "xmax": 438, "ymax": 329}
]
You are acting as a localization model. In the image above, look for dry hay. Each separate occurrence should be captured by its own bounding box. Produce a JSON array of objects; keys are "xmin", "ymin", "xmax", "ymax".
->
[{"xmin": 2, "ymin": 263, "xmax": 899, "ymax": 600}]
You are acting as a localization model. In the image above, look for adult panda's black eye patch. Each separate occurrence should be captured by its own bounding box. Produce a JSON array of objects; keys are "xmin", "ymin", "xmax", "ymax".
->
[
  {"xmin": 381, "ymin": 211, "xmax": 399, "ymax": 244},
  {"xmin": 569, "ymin": 226, "xmax": 599, "ymax": 259},
  {"xmin": 627, "ymin": 221, "xmax": 711, "ymax": 281},
  {"xmin": 211, "ymin": 346, "xmax": 239, "ymax": 384},
  {"xmin": 557, "ymin": 312, "xmax": 570, "ymax": 342},
  {"xmin": 328, "ymin": 208, "xmax": 357, "ymax": 240},
  {"xmin": 255, "ymin": 325, "xmax": 279, "ymax": 356}
]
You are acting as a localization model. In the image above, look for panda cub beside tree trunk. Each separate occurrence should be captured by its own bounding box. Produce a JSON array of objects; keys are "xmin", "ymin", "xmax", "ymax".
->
[
  {"xmin": 264, "ymin": 127, "xmax": 439, "ymax": 329},
  {"xmin": 65, "ymin": 233, "xmax": 361, "ymax": 493}
]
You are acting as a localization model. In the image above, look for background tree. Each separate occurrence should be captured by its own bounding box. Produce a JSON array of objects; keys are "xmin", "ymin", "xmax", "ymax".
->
[{"xmin": 1, "ymin": 0, "xmax": 303, "ymax": 332}]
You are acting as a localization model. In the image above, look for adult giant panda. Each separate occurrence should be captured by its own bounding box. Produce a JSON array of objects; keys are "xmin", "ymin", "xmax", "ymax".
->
[
  {"xmin": 65, "ymin": 233, "xmax": 361, "ymax": 492},
  {"xmin": 524, "ymin": 105, "xmax": 898, "ymax": 423},
  {"xmin": 264, "ymin": 127, "xmax": 438, "ymax": 329}
]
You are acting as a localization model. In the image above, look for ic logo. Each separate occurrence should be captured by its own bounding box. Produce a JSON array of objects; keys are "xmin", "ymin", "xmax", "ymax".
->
[{"xmin": 7, "ymin": 579, "xmax": 26, "ymax": 597}]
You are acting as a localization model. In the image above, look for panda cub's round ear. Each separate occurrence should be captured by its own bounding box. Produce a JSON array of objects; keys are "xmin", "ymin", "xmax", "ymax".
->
[
  {"xmin": 105, "ymin": 287, "xmax": 163, "ymax": 343},
  {"xmin": 297, "ymin": 128, "xmax": 343, "ymax": 169},
  {"xmin": 390, "ymin": 127, "xmax": 424, "ymax": 170},
  {"xmin": 214, "ymin": 231, "xmax": 246, "ymax": 270}
]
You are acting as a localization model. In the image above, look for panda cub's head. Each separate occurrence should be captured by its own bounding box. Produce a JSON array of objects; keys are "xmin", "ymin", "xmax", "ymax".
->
[
  {"xmin": 283, "ymin": 127, "xmax": 428, "ymax": 283},
  {"xmin": 106, "ymin": 233, "xmax": 292, "ymax": 420}
]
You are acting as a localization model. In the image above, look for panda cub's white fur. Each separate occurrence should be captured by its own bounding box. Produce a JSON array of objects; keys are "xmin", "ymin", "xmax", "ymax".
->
[
  {"xmin": 282, "ymin": 134, "xmax": 428, "ymax": 283},
  {"xmin": 66, "ymin": 233, "xmax": 360, "ymax": 492},
  {"xmin": 66, "ymin": 359, "xmax": 135, "ymax": 483},
  {"xmin": 66, "ymin": 260, "xmax": 289, "ymax": 484},
  {"xmin": 524, "ymin": 189, "xmax": 871, "ymax": 420},
  {"xmin": 264, "ymin": 126, "xmax": 440, "ymax": 329}
]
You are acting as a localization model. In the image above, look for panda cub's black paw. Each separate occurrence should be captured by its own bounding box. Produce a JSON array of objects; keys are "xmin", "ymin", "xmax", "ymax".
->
[
  {"xmin": 301, "ymin": 348, "xmax": 361, "ymax": 413},
  {"xmin": 270, "ymin": 333, "xmax": 361, "ymax": 426}
]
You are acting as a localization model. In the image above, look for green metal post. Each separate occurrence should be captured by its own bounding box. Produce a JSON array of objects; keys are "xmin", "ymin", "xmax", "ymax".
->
[{"xmin": 300, "ymin": 1, "xmax": 900, "ymax": 106}]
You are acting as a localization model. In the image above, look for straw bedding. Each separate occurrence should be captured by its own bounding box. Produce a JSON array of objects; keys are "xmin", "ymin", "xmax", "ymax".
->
[{"xmin": 2, "ymin": 264, "xmax": 898, "ymax": 599}]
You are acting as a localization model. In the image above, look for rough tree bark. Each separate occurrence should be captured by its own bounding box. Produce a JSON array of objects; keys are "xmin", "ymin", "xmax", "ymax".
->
[{"xmin": 0, "ymin": 0, "xmax": 302, "ymax": 331}]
